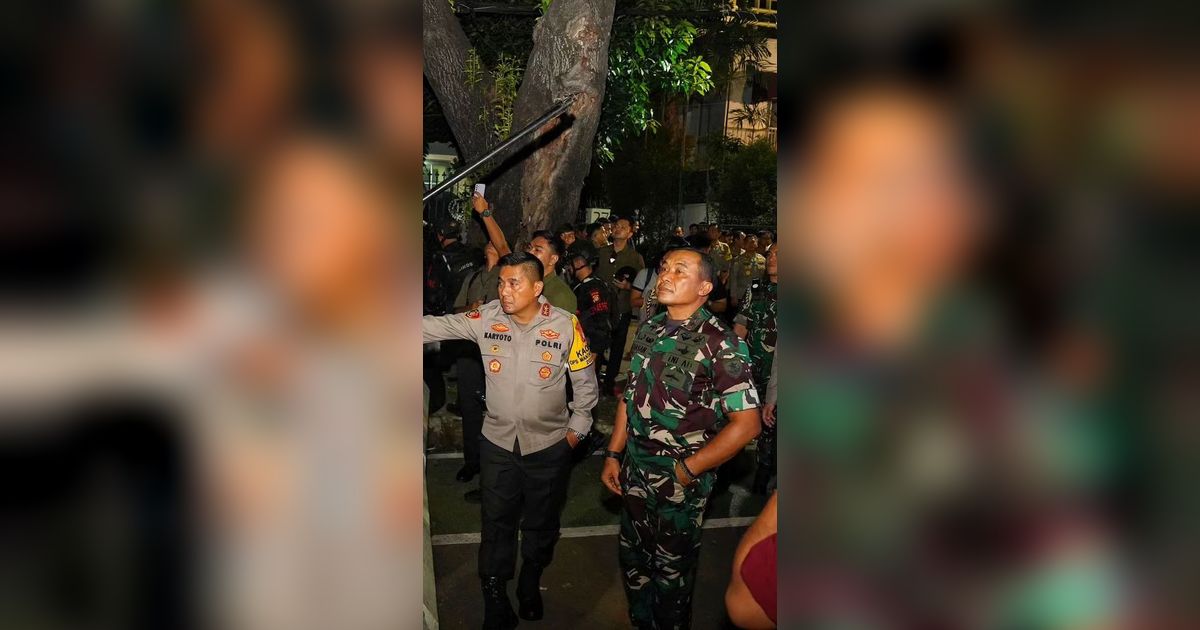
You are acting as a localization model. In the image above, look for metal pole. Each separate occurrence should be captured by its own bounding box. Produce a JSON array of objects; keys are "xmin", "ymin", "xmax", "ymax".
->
[{"xmin": 422, "ymin": 94, "xmax": 579, "ymax": 203}]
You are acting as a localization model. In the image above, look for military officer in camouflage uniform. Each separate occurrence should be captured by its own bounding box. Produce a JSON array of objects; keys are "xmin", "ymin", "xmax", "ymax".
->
[
  {"xmin": 706, "ymin": 223, "xmax": 733, "ymax": 284},
  {"xmin": 728, "ymin": 235, "xmax": 766, "ymax": 311},
  {"xmin": 601, "ymin": 248, "xmax": 762, "ymax": 629},
  {"xmin": 733, "ymin": 245, "xmax": 778, "ymax": 494},
  {"xmin": 424, "ymin": 252, "xmax": 599, "ymax": 629}
]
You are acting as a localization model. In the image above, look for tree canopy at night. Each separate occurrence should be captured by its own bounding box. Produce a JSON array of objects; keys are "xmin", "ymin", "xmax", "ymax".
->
[{"xmin": 424, "ymin": 0, "xmax": 768, "ymax": 241}]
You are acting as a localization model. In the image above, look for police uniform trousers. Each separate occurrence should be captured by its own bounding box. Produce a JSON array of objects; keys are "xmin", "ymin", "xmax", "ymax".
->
[
  {"xmin": 618, "ymin": 458, "xmax": 714, "ymax": 630},
  {"xmin": 454, "ymin": 346, "xmax": 485, "ymax": 471},
  {"xmin": 478, "ymin": 435, "xmax": 574, "ymax": 579}
]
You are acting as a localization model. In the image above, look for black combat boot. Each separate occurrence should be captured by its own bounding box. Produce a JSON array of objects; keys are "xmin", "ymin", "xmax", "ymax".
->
[
  {"xmin": 516, "ymin": 561, "xmax": 544, "ymax": 620},
  {"xmin": 481, "ymin": 576, "xmax": 518, "ymax": 629}
]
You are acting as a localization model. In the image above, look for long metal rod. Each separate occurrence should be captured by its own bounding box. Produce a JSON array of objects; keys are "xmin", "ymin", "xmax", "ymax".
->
[{"xmin": 422, "ymin": 94, "xmax": 578, "ymax": 203}]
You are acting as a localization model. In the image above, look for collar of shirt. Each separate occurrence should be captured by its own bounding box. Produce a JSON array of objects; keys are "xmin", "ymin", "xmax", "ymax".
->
[{"xmin": 646, "ymin": 304, "xmax": 711, "ymax": 337}]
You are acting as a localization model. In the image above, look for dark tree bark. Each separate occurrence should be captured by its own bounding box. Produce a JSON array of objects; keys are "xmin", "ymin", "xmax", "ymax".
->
[
  {"xmin": 423, "ymin": 0, "xmax": 616, "ymax": 245},
  {"xmin": 422, "ymin": 0, "xmax": 491, "ymax": 161}
]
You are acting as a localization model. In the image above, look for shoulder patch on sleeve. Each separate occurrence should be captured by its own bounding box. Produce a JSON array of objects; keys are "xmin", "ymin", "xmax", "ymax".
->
[
  {"xmin": 465, "ymin": 309, "xmax": 481, "ymax": 319},
  {"xmin": 720, "ymin": 356, "xmax": 747, "ymax": 379},
  {"xmin": 567, "ymin": 314, "xmax": 594, "ymax": 371}
]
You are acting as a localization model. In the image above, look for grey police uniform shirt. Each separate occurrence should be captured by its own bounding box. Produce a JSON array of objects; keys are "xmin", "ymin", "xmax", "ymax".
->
[{"xmin": 422, "ymin": 296, "xmax": 599, "ymax": 454}]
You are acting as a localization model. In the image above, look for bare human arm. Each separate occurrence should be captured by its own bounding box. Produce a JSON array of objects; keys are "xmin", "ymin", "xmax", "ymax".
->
[
  {"xmin": 725, "ymin": 492, "xmax": 777, "ymax": 629},
  {"xmin": 601, "ymin": 398, "xmax": 630, "ymax": 495},
  {"xmin": 472, "ymin": 193, "xmax": 511, "ymax": 256},
  {"xmin": 763, "ymin": 354, "xmax": 777, "ymax": 426},
  {"xmin": 681, "ymin": 408, "xmax": 760, "ymax": 477}
]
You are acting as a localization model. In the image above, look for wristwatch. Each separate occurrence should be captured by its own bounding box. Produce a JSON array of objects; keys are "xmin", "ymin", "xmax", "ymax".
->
[
  {"xmin": 480, "ymin": 208, "xmax": 492, "ymax": 218},
  {"xmin": 604, "ymin": 450, "xmax": 624, "ymax": 461},
  {"xmin": 568, "ymin": 429, "xmax": 587, "ymax": 444}
]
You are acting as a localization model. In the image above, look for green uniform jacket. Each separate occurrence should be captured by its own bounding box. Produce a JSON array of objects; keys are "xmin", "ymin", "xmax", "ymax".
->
[{"xmin": 541, "ymin": 272, "xmax": 577, "ymax": 313}]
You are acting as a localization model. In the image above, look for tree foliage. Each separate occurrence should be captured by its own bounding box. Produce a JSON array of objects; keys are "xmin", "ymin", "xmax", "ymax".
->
[
  {"xmin": 711, "ymin": 138, "xmax": 776, "ymax": 226},
  {"xmin": 429, "ymin": 0, "xmax": 767, "ymax": 163}
]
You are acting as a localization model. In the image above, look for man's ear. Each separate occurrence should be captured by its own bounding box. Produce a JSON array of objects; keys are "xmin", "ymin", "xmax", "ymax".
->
[
  {"xmin": 550, "ymin": 254, "xmax": 560, "ymax": 268},
  {"xmin": 699, "ymin": 280, "xmax": 713, "ymax": 298},
  {"xmin": 534, "ymin": 280, "xmax": 544, "ymax": 296}
]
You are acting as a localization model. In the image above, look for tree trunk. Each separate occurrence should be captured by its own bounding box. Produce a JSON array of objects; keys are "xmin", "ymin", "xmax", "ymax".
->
[
  {"xmin": 509, "ymin": 0, "xmax": 616, "ymax": 243},
  {"xmin": 422, "ymin": 0, "xmax": 491, "ymax": 161},
  {"xmin": 423, "ymin": 0, "xmax": 616, "ymax": 246}
]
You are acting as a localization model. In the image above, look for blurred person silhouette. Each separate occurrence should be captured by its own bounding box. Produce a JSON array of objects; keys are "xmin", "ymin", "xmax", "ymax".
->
[
  {"xmin": 196, "ymin": 134, "xmax": 416, "ymax": 630},
  {"xmin": 781, "ymin": 81, "xmax": 1125, "ymax": 628}
]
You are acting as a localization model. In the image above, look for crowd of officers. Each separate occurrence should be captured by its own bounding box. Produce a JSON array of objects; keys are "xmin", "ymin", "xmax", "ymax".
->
[{"xmin": 423, "ymin": 192, "xmax": 778, "ymax": 629}]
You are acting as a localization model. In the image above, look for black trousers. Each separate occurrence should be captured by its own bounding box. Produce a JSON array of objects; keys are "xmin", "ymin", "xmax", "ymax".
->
[
  {"xmin": 423, "ymin": 347, "xmax": 445, "ymax": 415},
  {"xmin": 478, "ymin": 436, "xmax": 573, "ymax": 579},
  {"xmin": 603, "ymin": 313, "xmax": 633, "ymax": 391},
  {"xmin": 455, "ymin": 349, "xmax": 485, "ymax": 470}
]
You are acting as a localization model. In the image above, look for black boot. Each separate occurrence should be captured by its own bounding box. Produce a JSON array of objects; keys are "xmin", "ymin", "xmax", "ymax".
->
[
  {"xmin": 516, "ymin": 561, "xmax": 544, "ymax": 621},
  {"xmin": 481, "ymin": 577, "xmax": 518, "ymax": 629},
  {"xmin": 456, "ymin": 463, "xmax": 480, "ymax": 482}
]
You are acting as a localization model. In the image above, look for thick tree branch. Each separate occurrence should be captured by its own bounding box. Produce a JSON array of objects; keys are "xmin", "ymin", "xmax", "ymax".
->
[{"xmin": 422, "ymin": 0, "xmax": 491, "ymax": 160}]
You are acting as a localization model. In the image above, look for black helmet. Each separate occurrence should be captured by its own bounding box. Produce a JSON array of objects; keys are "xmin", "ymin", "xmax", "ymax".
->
[
  {"xmin": 435, "ymin": 218, "xmax": 462, "ymax": 238},
  {"xmin": 614, "ymin": 265, "xmax": 638, "ymax": 284}
]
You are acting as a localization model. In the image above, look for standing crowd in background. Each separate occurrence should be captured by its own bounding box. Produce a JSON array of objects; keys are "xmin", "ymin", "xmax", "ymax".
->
[{"xmin": 422, "ymin": 194, "xmax": 779, "ymax": 628}]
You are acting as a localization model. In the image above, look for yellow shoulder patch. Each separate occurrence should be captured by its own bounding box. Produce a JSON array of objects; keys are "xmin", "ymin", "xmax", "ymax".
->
[{"xmin": 567, "ymin": 315, "xmax": 594, "ymax": 371}]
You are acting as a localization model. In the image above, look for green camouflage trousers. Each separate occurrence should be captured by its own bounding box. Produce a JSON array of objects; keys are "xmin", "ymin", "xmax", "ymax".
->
[{"xmin": 618, "ymin": 458, "xmax": 714, "ymax": 629}]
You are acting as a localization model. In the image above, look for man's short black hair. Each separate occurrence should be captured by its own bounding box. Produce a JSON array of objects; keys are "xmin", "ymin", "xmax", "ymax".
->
[
  {"xmin": 757, "ymin": 229, "xmax": 774, "ymax": 240},
  {"xmin": 662, "ymin": 247, "xmax": 715, "ymax": 284},
  {"xmin": 556, "ymin": 223, "xmax": 575, "ymax": 237},
  {"xmin": 689, "ymin": 223, "xmax": 698, "ymax": 229},
  {"xmin": 530, "ymin": 230, "xmax": 565, "ymax": 257},
  {"xmin": 611, "ymin": 215, "xmax": 632, "ymax": 227},
  {"xmin": 597, "ymin": 216, "xmax": 612, "ymax": 225},
  {"xmin": 498, "ymin": 252, "xmax": 544, "ymax": 283},
  {"xmin": 733, "ymin": 230, "xmax": 746, "ymax": 239},
  {"xmin": 687, "ymin": 233, "xmax": 712, "ymax": 250},
  {"xmin": 587, "ymin": 222, "xmax": 604, "ymax": 237}
]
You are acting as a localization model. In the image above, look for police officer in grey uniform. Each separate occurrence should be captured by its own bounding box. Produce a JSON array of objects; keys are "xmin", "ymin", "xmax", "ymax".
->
[{"xmin": 423, "ymin": 252, "xmax": 600, "ymax": 629}]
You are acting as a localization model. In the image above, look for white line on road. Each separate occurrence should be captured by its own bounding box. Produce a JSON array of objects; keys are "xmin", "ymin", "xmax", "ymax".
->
[{"xmin": 431, "ymin": 516, "xmax": 756, "ymax": 546}]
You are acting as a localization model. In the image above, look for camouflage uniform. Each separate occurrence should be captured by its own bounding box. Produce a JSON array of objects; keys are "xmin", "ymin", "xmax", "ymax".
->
[
  {"xmin": 618, "ymin": 306, "xmax": 760, "ymax": 629},
  {"xmin": 710, "ymin": 240, "xmax": 733, "ymax": 279},
  {"xmin": 728, "ymin": 251, "xmax": 766, "ymax": 306},
  {"xmin": 734, "ymin": 280, "xmax": 778, "ymax": 482}
]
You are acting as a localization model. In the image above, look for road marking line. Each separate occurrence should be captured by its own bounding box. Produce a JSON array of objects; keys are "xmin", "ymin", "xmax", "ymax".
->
[{"xmin": 431, "ymin": 516, "xmax": 755, "ymax": 546}]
